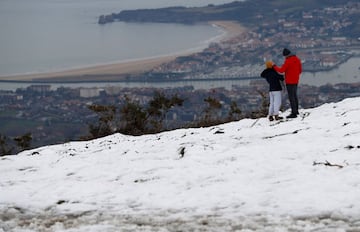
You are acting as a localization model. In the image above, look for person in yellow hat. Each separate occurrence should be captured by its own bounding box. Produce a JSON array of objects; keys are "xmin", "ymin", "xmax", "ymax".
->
[{"xmin": 261, "ymin": 61, "xmax": 285, "ymax": 121}]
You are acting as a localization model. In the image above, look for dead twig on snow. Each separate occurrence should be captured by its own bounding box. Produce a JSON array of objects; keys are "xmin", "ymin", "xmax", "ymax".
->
[{"xmin": 313, "ymin": 160, "xmax": 344, "ymax": 169}]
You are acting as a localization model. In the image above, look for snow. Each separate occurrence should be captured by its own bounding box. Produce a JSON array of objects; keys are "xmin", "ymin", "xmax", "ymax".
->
[{"xmin": 1, "ymin": 97, "xmax": 360, "ymax": 231}]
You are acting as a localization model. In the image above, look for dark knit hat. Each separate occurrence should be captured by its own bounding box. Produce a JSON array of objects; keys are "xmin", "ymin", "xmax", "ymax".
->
[{"xmin": 282, "ymin": 48, "xmax": 291, "ymax": 56}]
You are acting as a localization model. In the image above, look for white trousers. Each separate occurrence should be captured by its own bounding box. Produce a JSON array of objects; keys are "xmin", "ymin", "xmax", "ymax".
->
[{"xmin": 268, "ymin": 91, "xmax": 282, "ymax": 116}]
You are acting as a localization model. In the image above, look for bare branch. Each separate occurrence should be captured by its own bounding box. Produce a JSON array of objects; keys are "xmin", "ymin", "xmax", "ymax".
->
[{"xmin": 313, "ymin": 160, "xmax": 344, "ymax": 169}]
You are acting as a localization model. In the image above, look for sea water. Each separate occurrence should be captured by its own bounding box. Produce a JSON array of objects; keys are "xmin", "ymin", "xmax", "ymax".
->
[{"xmin": 0, "ymin": 0, "xmax": 233, "ymax": 77}]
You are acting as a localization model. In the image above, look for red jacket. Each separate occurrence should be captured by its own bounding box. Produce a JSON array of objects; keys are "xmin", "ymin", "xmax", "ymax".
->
[{"xmin": 273, "ymin": 55, "xmax": 302, "ymax": 84}]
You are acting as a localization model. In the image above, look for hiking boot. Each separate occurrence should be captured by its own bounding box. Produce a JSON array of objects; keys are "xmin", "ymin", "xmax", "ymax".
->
[
  {"xmin": 268, "ymin": 116, "xmax": 274, "ymax": 121},
  {"xmin": 274, "ymin": 115, "xmax": 283, "ymax": 120},
  {"xmin": 286, "ymin": 113, "xmax": 297, "ymax": 119}
]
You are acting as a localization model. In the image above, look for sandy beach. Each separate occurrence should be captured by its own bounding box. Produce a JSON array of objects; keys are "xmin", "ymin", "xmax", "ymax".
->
[{"xmin": 0, "ymin": 21, "xmax": 246, "ymax": 82}]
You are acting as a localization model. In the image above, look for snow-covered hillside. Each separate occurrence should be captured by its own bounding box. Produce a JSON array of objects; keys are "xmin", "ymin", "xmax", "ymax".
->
[{"xmin": 1, "ymin": 97, "xmax": 360, "ymax": 231}]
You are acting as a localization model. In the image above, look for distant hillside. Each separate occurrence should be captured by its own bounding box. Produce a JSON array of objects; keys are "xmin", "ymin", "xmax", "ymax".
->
[{"xmin": 99, "ymin": 0, "xmax": 349, "ymax": 26}]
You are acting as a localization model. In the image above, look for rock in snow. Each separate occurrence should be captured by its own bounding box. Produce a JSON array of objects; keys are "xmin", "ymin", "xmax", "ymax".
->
[{"xmin": 1, "ymin": 97, "xmax": 360, "ymax": 231}]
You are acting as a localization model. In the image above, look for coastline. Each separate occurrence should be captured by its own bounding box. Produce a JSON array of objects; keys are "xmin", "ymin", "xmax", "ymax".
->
[
  {"xmin": 209, "ymin": 20, "xmax": 246, "ymax": 42},
  {"xmin": 0, "ymin": 21, "xmax": 246, "ymax": 82}
]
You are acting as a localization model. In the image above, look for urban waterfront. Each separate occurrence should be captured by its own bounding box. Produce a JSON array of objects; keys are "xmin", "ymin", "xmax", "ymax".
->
[{"xmin": 0, "ymin": 56, "xmax": 359, "ymax": 91}]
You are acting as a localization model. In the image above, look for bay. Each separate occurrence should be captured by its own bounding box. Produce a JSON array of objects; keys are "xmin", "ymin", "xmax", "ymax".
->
[
  {"xmin": 1, "ymin": 0, "xmax": 359, "ymax": 89},
  {"xmin": 0, "ymin": 0, "xmax": 233, "ymax": 76}
]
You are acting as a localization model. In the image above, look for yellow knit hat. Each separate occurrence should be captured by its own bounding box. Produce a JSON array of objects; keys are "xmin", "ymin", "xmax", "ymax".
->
[{"xmin": 265, "ymin": 61, "xmax": 273, "ymax": 69}]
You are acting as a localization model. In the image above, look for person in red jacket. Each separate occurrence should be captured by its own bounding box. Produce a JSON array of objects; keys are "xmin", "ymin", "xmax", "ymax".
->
[{"xmin": 273, "ymin": 48, "xmax": 302, "ymax": 118}]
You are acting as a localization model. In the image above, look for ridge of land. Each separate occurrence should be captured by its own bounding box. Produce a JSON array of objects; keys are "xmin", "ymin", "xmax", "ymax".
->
[{"xmin": 99, "ymin": 0, "xmax": 356, "ymax": 35}]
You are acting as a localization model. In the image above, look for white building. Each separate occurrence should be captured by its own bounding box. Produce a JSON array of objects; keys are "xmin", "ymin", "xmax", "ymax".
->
[{"xmin": 79, "ymin": 88, "xmax": 104, "ymax": 98}]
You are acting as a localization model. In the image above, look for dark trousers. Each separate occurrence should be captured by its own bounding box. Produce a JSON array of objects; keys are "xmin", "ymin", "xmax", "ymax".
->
[{"xmin": 286, "ymin": 84, "xmax": 299, "ymax": 115}]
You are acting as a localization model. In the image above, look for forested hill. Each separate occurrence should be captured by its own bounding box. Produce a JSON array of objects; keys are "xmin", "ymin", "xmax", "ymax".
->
[{"xmin": 98, "ymin": 0, "xmax": 350, "ymax": 25}]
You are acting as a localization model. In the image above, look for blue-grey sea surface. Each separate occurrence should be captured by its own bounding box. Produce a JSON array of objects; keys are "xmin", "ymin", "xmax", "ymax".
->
[{"xmin": 0, "ymin": 0, "xmax": 234, "ymax": 76}]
